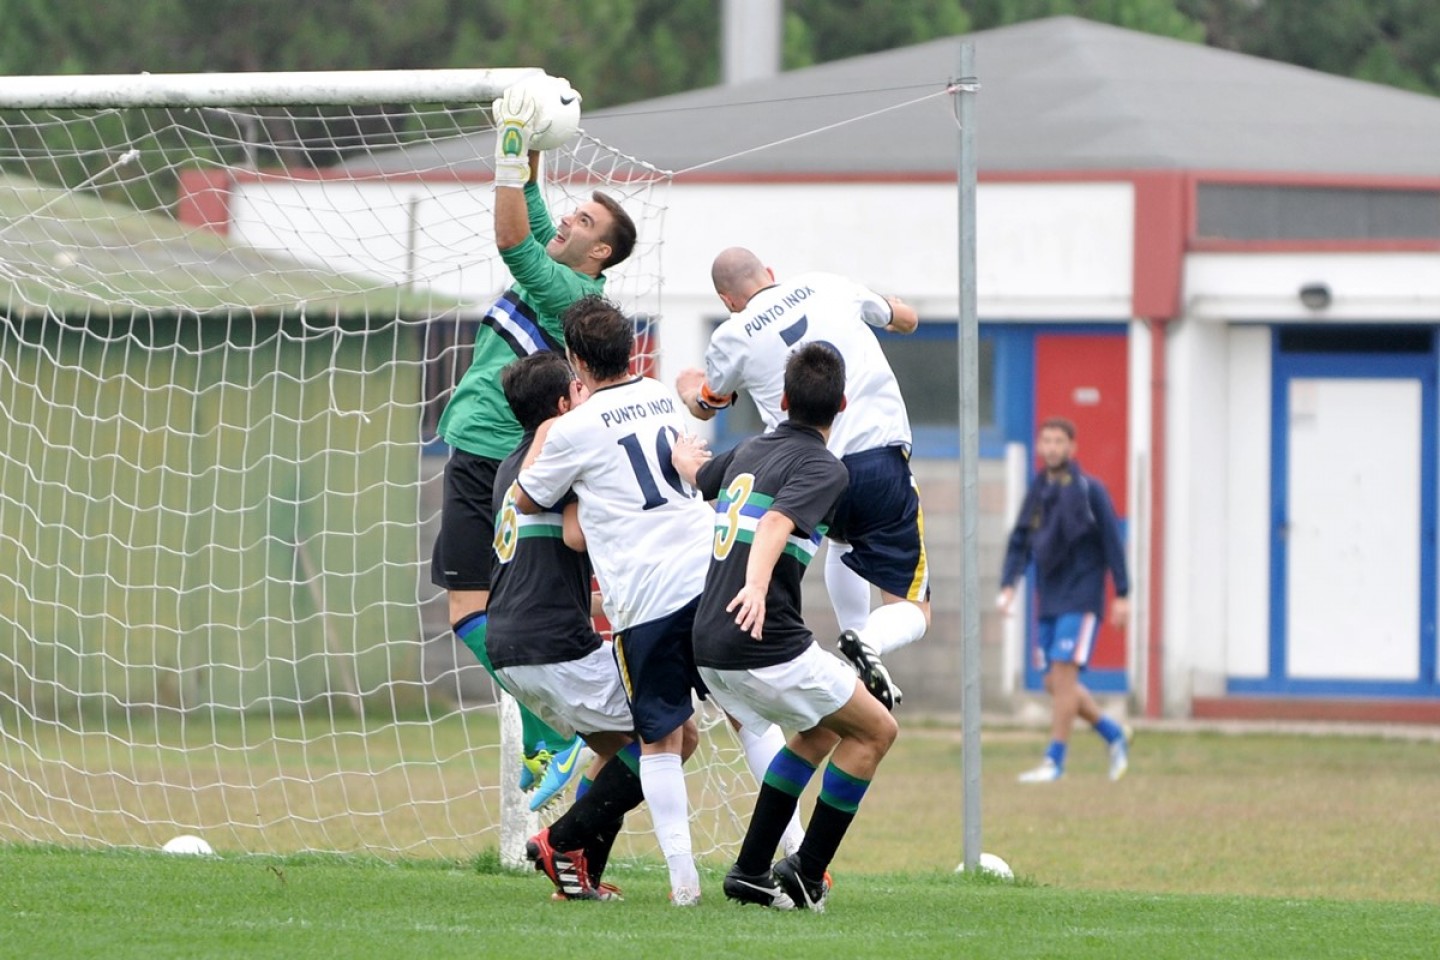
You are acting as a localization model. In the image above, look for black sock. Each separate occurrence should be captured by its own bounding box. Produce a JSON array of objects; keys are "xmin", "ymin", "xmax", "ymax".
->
[
  {"xmin": 586, "ymin": 814, "xmax": 624, "ymax": 884},
  {"xmin": 796, "ymin": 762, "xmax": 870, "ymax": 879},
  {"xmin": 797, "ymin": 797, "xmax": 855, "ymax": 881},
  {"xmin": 735, "ymin": 783, "xmax": 802, "ymax": 876},
  {"xmin": 546, "ymin": 754, "xmax": 644, "ymax": 853}
]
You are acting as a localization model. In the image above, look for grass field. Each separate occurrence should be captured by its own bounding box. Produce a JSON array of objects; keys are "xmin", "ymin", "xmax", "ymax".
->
[{"xmin": 4, "ymin": 724, "xmax": 1440, "ymax": 958}]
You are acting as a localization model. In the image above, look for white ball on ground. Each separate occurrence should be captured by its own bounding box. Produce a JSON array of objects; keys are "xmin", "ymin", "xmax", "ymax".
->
[
  {"xmin": 162, "ymin": 834, "xmax": 214, "ymax": 856},
  {"xmin": 509, "ymin": 74, "xmax": 582, "ymax": 151},
  {"xmin": 955, "ymin": 852, "xmax": 1013, "ymax": 880}
]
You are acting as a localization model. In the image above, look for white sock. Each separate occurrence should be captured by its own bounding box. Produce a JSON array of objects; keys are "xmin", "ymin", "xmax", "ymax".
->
[
  {"xmin": 858, "ymin": 600, "xmax": 928, "ymax": 657},
  {"xmin": 825, "ymin": 544, "xmax": 872, "ymax": 633},
  {"xmin": 639, "ymin": 752, "xmax": 699, "ymax": 893},
  {"xmin": 737, "ymin": 723, "xmax": 805, "ymax": 857}
]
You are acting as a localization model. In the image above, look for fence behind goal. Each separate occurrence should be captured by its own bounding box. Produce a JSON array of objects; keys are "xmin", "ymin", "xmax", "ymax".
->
[{"xmin": 0, "ymin": 70, "xmax": 752, "ymax": 860}]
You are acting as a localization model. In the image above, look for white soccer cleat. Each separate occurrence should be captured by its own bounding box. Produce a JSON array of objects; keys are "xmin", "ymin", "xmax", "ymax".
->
[
  {"xmin": 1109, "ymin": 726, "xmax": 1133, "ymax": 782},
  {"xmin": 669, "ymin": 886, "xmax": 701, "ymax": 908},
  {"xmin": 1017, "ymin": 758, "xmax": 1062, "ymax": 783}
]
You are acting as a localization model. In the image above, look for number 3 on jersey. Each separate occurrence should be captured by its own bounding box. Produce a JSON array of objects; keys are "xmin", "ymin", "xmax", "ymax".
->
[
  {"xmin": 617, "ymin": 426, "xmax": 693, "ymax": 510},
  {"xmin": 713, "ymin": 473, "xmax": 754, "ymax": 560}
]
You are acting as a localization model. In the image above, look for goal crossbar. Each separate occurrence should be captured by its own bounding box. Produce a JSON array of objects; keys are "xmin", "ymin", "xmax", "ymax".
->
[{"xmin": 0, "ymin": 69, "xmax": 541, "ymax": 109}]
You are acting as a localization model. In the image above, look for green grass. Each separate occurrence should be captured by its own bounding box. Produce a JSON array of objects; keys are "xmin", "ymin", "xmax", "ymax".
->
[
  {"xmin": 3, "ymin": 845, "xmax": 1436, "ymax": 960},
  {"xmin": 5, "ymin": 724, "xmax": 1440, "ymax": 957}
]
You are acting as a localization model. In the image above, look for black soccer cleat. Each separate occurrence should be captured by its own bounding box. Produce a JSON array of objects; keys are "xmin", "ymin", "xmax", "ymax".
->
[
  {"xmin": 722, "ymin": 864, "xmax": 796, "ymax": 910},
  {"xmin": 838, "ymin": 630, "xmax": 902, "ymax": 711},
  {"xmin": 772, "ymin": 853, "xmax": 829, "ymax": 914}
]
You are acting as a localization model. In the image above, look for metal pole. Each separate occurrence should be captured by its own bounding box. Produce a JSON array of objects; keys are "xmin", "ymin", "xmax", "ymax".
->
[{"xmin": 955, "ymin": 41, "xmax": 982, "ymax": 871}]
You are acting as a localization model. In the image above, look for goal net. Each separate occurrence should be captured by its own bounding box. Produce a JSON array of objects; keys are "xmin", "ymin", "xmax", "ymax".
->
[{"xmin": 0, "ymin": 70, "xmax": 752, "ymax": 862}]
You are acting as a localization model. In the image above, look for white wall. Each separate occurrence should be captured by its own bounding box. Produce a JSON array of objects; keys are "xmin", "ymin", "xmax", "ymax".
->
[
  {"xmin": 228, "ymin": 177, "xmax": 1138, "ymax": 387},
  {"xmin": 1224, "ymin": 327, "xmax": 1271, "ymax": 681},
  {"xmin": 230, "ymin": 179, "xmax": 1141, "ymax": 307},
  {"xmin": 658, "ymin": 181, "xmax": 1134, "ymax": 309},
  {"xmin": 1163, "ymin": 318, "xmax": 1231, "ymax": 710},
  {"xmin": 654, "ymin": 180, "xmax": 1135, "ymax": 386},
  {"xmin": 1126, "ymin": 318, "xmax": 1152, "ymax": 700},
  {"xmin": 1186, "ymin": 252, "xmax": 1440, "ymax": 321}
]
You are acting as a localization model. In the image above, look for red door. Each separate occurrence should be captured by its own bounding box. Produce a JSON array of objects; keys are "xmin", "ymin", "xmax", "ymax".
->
[{"xmin": 1032, "ymin": 333, "xmax": 1130, "ymax": 677}]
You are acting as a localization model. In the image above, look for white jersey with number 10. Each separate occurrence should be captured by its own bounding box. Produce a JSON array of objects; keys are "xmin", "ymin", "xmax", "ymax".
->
[
  {"xmin": 518, "ymin": 376, "xmax": 711, "ymax": 632},
  {"xmin": 704, "ymin": 270, "xmax": 912, "ymax": 457}
]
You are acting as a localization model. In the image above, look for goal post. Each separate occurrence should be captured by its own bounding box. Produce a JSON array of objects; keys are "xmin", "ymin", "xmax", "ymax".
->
[
  {"xmin": 0, "ymin": 70, "xmax": 750, "ymax": 864},
  {"xmin": 0, "ymin": 69, "xmax": 539, "ymax": 108}
]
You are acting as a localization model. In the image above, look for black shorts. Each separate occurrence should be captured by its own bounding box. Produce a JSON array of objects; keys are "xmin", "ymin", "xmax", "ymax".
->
[
  {"xmin": 612, "ymin": 596, "xmax": 709, "ymax": 744},
  {"xmin": 430, "ymin": 450, "xmax": 500, "ymax": 591},
  {"xmin": 828, "ymin": 445, "xmax": 931, "ymax": 602}
]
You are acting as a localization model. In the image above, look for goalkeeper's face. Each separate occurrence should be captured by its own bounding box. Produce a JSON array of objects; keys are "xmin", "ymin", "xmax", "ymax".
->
[{"xmin": 548, "ymin": 200, "xmax": 615, "ymax": 276}]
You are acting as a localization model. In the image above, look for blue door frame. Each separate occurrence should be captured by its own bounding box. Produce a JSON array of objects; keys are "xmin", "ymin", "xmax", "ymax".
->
[{"xmin": 1229, "ymin": 345, "xmax": 1438, "ymax": 696}]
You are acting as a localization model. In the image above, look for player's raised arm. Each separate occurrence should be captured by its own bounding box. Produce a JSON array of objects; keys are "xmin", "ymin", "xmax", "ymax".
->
[
  {"xmin": 884, "ymin": 295, "xmax": 919, "ymax": 334},
  {"xmin": 678, "ymin": 362, "xmax": 740, "ymax": 423},
  {"xmin": 492, "ymin": 85, "xmax": 538, "ymax": 250}
]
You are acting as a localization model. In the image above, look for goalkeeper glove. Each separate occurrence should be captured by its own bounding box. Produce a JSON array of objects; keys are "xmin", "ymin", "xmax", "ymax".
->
[{"xmin": 492, "ymin": 86, "xmax": 537, "ymax": 189}]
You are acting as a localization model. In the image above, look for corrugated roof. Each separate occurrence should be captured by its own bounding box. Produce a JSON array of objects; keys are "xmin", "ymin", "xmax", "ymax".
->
[{"xmin": 352, "ymin": 16, "xmax": 1440, "ymax": 179}]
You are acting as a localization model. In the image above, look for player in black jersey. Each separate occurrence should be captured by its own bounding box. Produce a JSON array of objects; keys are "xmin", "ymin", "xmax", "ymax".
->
[
  {"xmin": 673, "ymin": 343, "xmax": 899, "ymax": 913},
  {"xmin": 486, "ymin": 351, "xmax": 648, "ymax": 902}
]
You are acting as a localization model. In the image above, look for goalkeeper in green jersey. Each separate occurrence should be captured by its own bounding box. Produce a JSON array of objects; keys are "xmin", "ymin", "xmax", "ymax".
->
[{"xmin": 429, "ymin": 80, "xmax": 637, "ymax": 797}]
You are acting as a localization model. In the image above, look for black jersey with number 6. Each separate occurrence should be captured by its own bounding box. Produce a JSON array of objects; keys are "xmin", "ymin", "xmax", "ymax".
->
[{"xmin": 485, "ymin": 433, "xmax": 602, "ymax": 670}]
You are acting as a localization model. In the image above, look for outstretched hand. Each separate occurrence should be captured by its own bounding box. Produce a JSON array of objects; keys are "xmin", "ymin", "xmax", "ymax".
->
[
  {"xmin": 492, "ymin": 87, "xmax": 537, "ymax": 187},
  {"xmin": 670, "ymin": 432, "xmax": 711, "ymax": 486}
]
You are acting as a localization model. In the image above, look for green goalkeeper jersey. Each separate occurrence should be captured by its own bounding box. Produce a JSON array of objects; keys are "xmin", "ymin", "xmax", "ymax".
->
[{"xmin": 437, "ymin": 182, "xmax": 605, "ymax": 459}]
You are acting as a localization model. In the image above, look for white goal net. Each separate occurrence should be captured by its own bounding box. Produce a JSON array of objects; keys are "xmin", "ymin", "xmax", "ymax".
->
[{"xmin": 0, "ymin": 70, "xmax": 752, "ymax": 861}]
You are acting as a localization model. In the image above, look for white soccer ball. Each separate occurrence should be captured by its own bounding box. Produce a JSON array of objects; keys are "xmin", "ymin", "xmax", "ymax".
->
[
  {"xmin": 162, "ymin": 834, "xmax": 214, "ymax": 856},
  {"xmin": 511, "ymin": 74, "xmax": 582, "ymax": 151},
  {"xmin": 955, "ymin": 852, "xmax": 1013, "ymax": 880}
]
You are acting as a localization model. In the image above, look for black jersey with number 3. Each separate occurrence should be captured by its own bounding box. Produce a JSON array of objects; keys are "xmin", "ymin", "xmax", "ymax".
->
[
  {"xmin": 692, "ymin": 422, "xmax": 848, "ymax": 670},
  {"xmin": 486, "ymin": 433, "xmax": 603, "ymax": 670}
]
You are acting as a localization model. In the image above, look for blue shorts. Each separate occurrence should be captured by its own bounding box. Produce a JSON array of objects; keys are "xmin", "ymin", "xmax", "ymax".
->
[
  {"xmin": 828, "ymin": 446, "xmax": 929, "ymax": 602},
  {"xmin": 1035, "ymin": 613, "xmax": 1101, "ymax": 671},
  {"xmin": 612, "ymin": 596, "xmax": 709, "ymax": 743}
]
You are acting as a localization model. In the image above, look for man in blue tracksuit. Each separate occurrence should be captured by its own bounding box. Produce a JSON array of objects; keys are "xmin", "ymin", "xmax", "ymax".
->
[{"xmin": 998, "ymin": 417, "xmax": 1132, "ymax": 783}]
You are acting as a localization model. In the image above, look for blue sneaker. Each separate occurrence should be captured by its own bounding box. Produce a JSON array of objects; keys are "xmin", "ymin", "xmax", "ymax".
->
[{"xmin": 528, "ymin": 738, "xmax": 589, "ymax": 812}]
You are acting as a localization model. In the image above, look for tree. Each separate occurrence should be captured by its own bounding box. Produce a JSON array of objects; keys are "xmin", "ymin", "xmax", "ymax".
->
[
  {"xmin": 968, "ymin": 0, "xmax": 1202, "ymax": 41},
  {"xmin": 785, "ymin": 0, "xmax": 971, "ymax": 68}
]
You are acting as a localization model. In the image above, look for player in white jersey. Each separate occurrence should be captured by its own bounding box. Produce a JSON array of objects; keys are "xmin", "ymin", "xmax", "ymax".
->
[
  {"xmin": 676, "ymin": 247, "xmax": 931, "ymax": 711},
  {"xmin": 516, "ymin": 294, "xmax": 798, "ymax": 904}
]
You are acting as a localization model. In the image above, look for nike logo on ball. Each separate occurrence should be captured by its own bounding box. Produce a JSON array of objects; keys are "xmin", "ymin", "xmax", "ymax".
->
[{"xmin": 560, "ymin": 95, "xmax": 577, "ymax": 105}]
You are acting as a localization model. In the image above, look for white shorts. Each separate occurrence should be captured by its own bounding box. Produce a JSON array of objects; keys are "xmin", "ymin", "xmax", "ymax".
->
[
  {"xmin": 494, "ymin": 643, "xmax": 633, "ymax": 739},
  {"xmin": 698, "ymin": 642, "xmax": 860, "ymax": 734}
]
